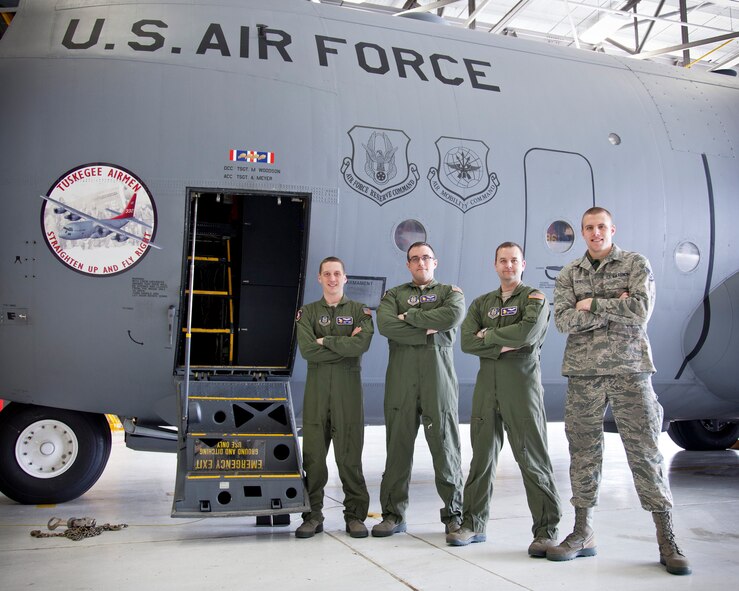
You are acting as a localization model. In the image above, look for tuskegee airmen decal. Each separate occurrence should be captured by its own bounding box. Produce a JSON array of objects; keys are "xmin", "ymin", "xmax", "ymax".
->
[{"xmin": 40, "ymin": 163, "xmax": 158, "ymax": 276}]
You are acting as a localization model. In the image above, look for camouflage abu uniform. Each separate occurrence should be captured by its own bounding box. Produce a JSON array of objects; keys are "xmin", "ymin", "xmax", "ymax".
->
[
  {"xmin": 296, "ymin": 296, "xmax": 373, "ymax": 524},
  {"xmin": 553, "ymin": 244, "xmax": 673, "ymax": 512},
  {"xmin": 376, "ymin": 280, "xmax": 465, "ymax": 527},
  {"xmin": 460, "ymin": 284, "xmax": 561, "ymax": 538}
]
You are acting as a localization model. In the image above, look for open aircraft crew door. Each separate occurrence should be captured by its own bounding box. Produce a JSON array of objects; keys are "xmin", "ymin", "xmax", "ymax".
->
[
  {"xmin": 172, "ymin": 190, "xmax": 311, "ymax": 520},
  {"xmin": 176, "ymin": 190, "xmax": 310, "ymax": 375}
]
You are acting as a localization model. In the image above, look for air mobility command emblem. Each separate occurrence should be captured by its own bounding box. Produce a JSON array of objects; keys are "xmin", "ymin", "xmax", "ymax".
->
[
  {"xmin": 407, "ymin": 295, "xmax": 419, "ymax": 306},
  {"xmin": 427, "ymin": 137, "xmax": 500, "ymax": 213},
  {"xmin": 341, "ymin": 126, "xmax": 420, "ymax": 206},
  {"xmin": 488, "ymin": 307, "xmax": 500, "ymax": 319},
  {"xmin": 319, "ymin": 315, "xmax": 330, "ymax": 326}
]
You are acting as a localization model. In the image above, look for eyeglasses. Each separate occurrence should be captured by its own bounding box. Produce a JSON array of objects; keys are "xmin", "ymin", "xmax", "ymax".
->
[{"xmin": 408, "ymin": 255, "xmax": 436, "ymax": 264}]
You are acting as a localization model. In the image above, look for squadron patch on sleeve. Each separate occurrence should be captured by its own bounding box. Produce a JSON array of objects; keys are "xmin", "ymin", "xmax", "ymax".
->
[
  {"xmin": 295, "ymin": 309, "xmax": 302, "ymax": 322},
  {"xmin": 362, "ymin": 307, "xmax": 372, "ymax": 316},
  {"xmin": 452, "ymin": 285, "xmax": 463, "ymax": 294},
  {"xmin": 336, "ymin": 316, "xmax": 354, "ymax": 325},
  {"xmin": 501, "ymin": 306, "xmax": 518, "ymax": 316}
]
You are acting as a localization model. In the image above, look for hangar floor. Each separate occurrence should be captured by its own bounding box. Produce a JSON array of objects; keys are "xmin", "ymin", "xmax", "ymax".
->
[{"xmin": 0, "ymin": 424, "xmax": 737, "ymax": 590}]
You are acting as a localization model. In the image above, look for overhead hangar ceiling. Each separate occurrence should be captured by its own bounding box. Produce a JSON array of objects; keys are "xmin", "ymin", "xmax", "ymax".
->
[{"xmin": 320, "ymin": 0, "xmax": 739, "ymax": 71}]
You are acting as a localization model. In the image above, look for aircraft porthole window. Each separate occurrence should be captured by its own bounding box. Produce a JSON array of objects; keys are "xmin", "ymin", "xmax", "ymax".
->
[
  {"xmin": 394, "ymin": 219, "xmax": 427, "ymax": 252},
  {"xmin": 608, "ymin": 133, "xmax": 622, "ymax": 145},
  {"xmin": 675, "ymin": 241, "xmax": 701, "ymax": 273},
  {"xmin": 545, "ymin": 220, "xmax": 575, "ymax": 253}
]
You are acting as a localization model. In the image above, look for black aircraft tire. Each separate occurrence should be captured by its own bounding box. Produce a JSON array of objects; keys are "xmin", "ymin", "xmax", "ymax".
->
[
  {"xmin": 667, "ymin": 419, "xmax": 739, "ymax": 451},
  {"xmin": 0, "ymin": 403, "xmax": 112, "ymax": 504}
]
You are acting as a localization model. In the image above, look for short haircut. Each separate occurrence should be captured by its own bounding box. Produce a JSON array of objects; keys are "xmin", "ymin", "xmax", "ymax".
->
[
  {"xmin": 581, "ymin": 206, "xmax": 613, "ymax": 228},
  {"xmin": 319, "ymin": 256, "xmax": 345, "ymax": 274},
  {"xmin": 495, "ymin": 241, "xmax": 524, "ymax": 261},
  {"xmin": 406, "ymin": 241, "xmax": 436, "ymax": 261}
]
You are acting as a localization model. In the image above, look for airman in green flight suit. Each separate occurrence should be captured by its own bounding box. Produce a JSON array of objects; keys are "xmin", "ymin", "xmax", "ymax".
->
[
  {"xmin": 372, "ymin": 242, "xmax": 465, "ymax": 537},
  {"xmin": 446, "ymin": 242, "xmax": 561, "ymax": 556},
  {"xmin": 295, "ymin": 256, "xmax": 373, "ymax": 539}
]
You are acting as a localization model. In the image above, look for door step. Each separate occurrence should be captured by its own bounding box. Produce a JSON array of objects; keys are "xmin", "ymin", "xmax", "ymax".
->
[{"xmin": 172, "ymin": 379, "xmax": 308, "ymax": 518}]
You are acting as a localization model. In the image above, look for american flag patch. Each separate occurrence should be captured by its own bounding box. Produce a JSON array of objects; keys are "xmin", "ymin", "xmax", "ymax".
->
[
  {"xmin": 528, "ymin": 292, "xmax": 545, "ymax": 300},
  {"xmin": 229, "ymin": 150, "xmax": 275, "ymax": 164}
]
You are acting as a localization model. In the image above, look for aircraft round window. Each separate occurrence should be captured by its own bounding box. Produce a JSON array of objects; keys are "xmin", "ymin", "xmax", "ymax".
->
[
  {"xmin": 608, "ymin": 133, "xmax": 622, "ymax": 145},
  {"xmin": 675, "ymin": 241, "xmax": 700, "ymax": 273},
  {"xmin": 394, "ymin": 219, "xmax": 427, "ymax": 253},
  {"xmin": 546, "ymin": 220, "xmax": 575, "ymax": 253}
]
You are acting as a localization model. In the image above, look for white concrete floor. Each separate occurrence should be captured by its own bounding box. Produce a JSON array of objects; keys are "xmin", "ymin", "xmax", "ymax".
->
[{"xmin": 1, "ymin": 423, "xmax": 737, "ymax": 590}]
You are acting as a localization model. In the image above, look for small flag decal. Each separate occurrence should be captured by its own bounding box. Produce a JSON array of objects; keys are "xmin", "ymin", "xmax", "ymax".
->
[{"xmin": 229, "ymin": 150, "xmax": 275, "ymax": 164}]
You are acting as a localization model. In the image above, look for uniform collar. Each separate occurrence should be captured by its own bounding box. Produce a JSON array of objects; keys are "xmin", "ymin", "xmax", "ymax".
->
[
  {"xmin": 320, "ymin": 295, "xmax": 348, "ymax": 308},
  {"xmin": 493, "ymin": 282, "xmax": 525, "ymax": 298},
  {"xmin": 407, "ymin": 278, "xmax": 439, "ymax": 290},
  {"xmin": 577, "ymin": 244, "xmax": 623, "ymax": 270}
]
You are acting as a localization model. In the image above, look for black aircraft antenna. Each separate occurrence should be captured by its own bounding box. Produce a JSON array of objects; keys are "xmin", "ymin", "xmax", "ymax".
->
[{"xmin": 675, "ymin": 153, "xmax": 715, "ymax": 379}]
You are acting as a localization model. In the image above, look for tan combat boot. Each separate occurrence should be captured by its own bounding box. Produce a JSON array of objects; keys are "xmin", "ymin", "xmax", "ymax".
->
[
  {"xmin": 652, "ymin": 511, "xmax": 692, "ymax": 575},
  {"xmin": 546, "ymin": 507, "xmax": 597, "ymax": 561}
]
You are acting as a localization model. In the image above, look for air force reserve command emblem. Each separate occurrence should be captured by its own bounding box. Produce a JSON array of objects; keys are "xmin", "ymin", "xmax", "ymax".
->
[
  {"xmin": 341, "ymin": 126, "xmax": 420, "ymax": 206},
  {"xmin": 428, "ymin": 137, "xmax": 500, "ymax": 213}
]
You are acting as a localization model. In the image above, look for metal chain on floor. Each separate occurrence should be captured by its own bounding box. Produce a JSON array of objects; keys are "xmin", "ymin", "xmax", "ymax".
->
[{"xmin": 30, "ymin": 517, "xmax": 128, "ymax": 541}]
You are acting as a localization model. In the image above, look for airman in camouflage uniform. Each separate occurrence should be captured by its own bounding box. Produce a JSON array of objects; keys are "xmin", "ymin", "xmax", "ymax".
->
[
  {"xmin": 548, "ymin": 208, "xmax": 691, "ymax": 575},
  {"xmin": 295, "ymin": 257, "xmax": 373, "ymax": 539},
  {"xmin": 446, "ymin": 242, "xmax": 561, "ymax": 557},
  {"xmin": 372, "ymin": 242, "xmax": 465, "ymax": 537}
]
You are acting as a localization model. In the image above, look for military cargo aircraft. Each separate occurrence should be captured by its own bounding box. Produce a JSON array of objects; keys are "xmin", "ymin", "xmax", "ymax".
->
[
  {"xmin": 0, "ymin": 0, "xmax": 737, "ymax": 508},
  {"xmin": 41, "ymin": 191, "xmax": 159, "ymax": 246}
]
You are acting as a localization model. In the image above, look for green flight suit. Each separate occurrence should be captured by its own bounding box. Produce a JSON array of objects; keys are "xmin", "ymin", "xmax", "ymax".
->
[
  {"xmin": 296, "ymin": 296, "xmax": 373, "ymax": 524},
  {"xmin": 460, "ymin": 283, "xmax": 561, "ymax": 538},
  {"xmin": 376, "ymin": 280, "xmax": 465, "ymax": 526}
]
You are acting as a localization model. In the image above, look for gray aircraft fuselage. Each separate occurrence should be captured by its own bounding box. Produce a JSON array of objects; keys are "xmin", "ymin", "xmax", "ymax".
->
[{"xmin": 1, "ymin": 0, "xmax": 738, "ymax": 501}]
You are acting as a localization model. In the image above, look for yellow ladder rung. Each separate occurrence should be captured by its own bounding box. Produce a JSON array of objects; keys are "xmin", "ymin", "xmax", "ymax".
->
[
  {"xmin": 185, "ymin": 290, "xmax": 229, "ymax": 296},
  {"xmin": 188, "ymin": 256, "xmax": 224, "ymax": 262},
  {"xmin": 183, "ymin": 328, "xmax": 232, "ymax": 334}
]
